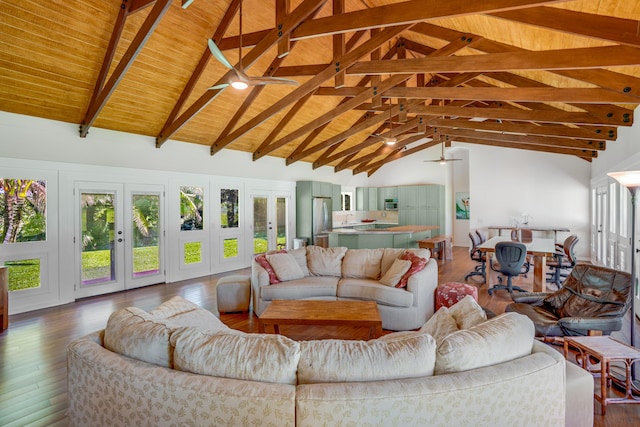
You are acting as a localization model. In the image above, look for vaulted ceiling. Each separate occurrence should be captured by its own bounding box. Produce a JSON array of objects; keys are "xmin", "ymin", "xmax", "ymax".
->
[{"xmin": 2, "ymin": 0, "xmax": 640, "ymax": 175}]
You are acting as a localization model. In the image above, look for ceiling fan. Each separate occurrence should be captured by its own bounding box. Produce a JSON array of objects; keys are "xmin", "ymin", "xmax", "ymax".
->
[
  {"xmin": 207, "ymin": 0, "xmax": 299, "ymax": 90},
  {"xmin": 424, "ymin": 141, "xmax": 462, "ymax": 165},
  {"xmin": 370, "ymin": 109, "xmax": 424, "ymax": 145}
]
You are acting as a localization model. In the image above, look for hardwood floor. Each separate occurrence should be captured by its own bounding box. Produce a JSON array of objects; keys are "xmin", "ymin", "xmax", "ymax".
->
[{"xmin": 1, "ymin": 246, "xmax": 638, "ymax": 426}]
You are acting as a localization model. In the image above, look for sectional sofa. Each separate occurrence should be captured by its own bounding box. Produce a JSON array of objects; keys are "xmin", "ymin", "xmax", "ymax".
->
[
  {"xmin": 251, "ymin": 245, "xmax": 438, "ymax": 331},
  {"xmin": 67, "ymin": 296, "xmax": 594, "ymax": 427}
]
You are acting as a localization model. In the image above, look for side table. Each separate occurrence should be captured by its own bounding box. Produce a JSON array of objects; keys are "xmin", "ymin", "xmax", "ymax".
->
[{"xmin": 564, "ymin": 336, "xmax": 640, "ymax": 415}]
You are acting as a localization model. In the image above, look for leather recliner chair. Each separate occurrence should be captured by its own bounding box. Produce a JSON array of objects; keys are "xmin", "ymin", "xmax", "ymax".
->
[{"xmin": 506, "ymin": 264, "xmax": 632, "ymax": 337}]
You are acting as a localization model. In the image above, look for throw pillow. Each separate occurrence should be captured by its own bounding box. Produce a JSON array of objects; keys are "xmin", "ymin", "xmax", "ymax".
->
[
  {"xmin": 435, "ymin": 312, "xmax": 535, "ymax": 375},
  {"xmin": 447, "ymin": 295, "xmax": 487, "ymax": 329},
  {"xmin": 341, "ymin": 248, "xmax": 384, "ymax": 279},
  {"xmin": 379, "ymin": 258, "xmax": 412, "ymax": 287},
  {"xmin": 396, "ymin": 250, "xmax": 428, "ymax": 288},
  {"xmin": 255, "ymin": 255, "xmax": 280, "ymax": 284},
  {"xmin": 307, "ymin": 245, "xmax": 348, "ymax": 277},
  {"xmin": 171, "ymin": 327, "xmax": 301, "ymax": 385},
  {"xmin": 419, "ymin": 307, "xmax": 459, "ymax": 345},
  {"xmin": 266, "ymin": 252, "xmax": 305, "ymax": 281},
  {"xmin": 288, "ymin": 247, "xmax": 310, "ymax": 276},
  {"xmin": 297, "ymin": 333, "xmax": 436, "ymax": 384}
]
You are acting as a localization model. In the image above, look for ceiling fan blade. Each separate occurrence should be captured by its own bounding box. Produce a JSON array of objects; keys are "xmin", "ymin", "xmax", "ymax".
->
[
  {"xmin": 208, "ymin": 82, "xmax": 229, "ymax": 90},
  {"xmin": 207, "ymin": 39, "xmax": 234, "ymax": 70},
  {"xmin": 246, "ymin": 76, "xmax": 300, "ymax": 86}
]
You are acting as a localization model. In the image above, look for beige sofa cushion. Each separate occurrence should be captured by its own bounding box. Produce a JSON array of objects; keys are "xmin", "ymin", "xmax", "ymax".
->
[
  {"xmin": 103, "ymin": 297, "xmax": 224, "ymax": 368},
  {"xmin": 341, "ymin": 248, "xmax": 384, "ymax": 279},
  {"xmin": 297, "ymin": 333, "xmax": 436, "ymax": 384},
  {"xmin": 288, "ymin": 247, "xmax": 310, "ymax": 276},
  {"xmin": 379, "ymin": 258, "xmax": 412, "ymax": 286},
  {"xmin": 266, "ymin": 252, "xmax": 305, "ymax": 281},
  {"xmin": 419, "ymin": 307, "xmax": 459, "ymax": 345},
  {"xmin": 435, "ymin": 312, "xmax": 535, "ymax": 374},
  {"xmin": 307, "ymin": 246, "xmax": 348, "ymax": 277},
  {"xmin": 261, "ymin": 276, "xmax": 339, "ymax": 301},
  {"xmin": 447, "ymin": 295, "xmax": 487, "ymax": 329},
  {"xmin": 171, "ymin": 327, "xmax": 300, "ymax": 385},
  {"xmin": 337, "ymin": 278, "xmax": 414, "ymax": 307}
]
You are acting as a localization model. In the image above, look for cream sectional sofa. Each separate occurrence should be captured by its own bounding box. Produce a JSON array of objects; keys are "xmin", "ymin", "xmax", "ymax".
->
[
  {"xmin": 67, "ymin": 296, "xmax": 594, "ymax": 427},
  {"xmin": 251, "ymin": 245, "xmax": 438, "ymax": 331}
]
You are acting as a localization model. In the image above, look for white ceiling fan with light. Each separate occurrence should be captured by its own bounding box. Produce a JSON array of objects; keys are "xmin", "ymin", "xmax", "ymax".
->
[
  {"xmin": 207, "ymin": 0, "xmax": 299, "ymax": 90},
  {"xmin": 424, "ymin": 141, "xmax": 463, "ymax": 165}
]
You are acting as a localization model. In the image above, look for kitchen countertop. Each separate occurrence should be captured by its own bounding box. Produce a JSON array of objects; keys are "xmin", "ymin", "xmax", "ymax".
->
[{"xmin": 330, "ymin": 225, "xmax": 438, "ymax": 235}]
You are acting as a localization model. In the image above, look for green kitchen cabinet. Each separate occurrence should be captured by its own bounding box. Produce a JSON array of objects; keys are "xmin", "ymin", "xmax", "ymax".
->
[
  {"xmin": 377, "ymin": 186, "xmax": 398, "ymax": 210},
  {"xmin": 332, "ymin": 184, "xmax": 341, "ymax": 211},
  {"xmin": 356, "ymin": 187, "xmax": 367, "ymax": 211},
  {"xmin": 397, "ymin": 185, "xmax": 444, "ymax": 233},
  {"xmin": 368, "ymin": 187, "xmax": 378, "ymax": 211}
]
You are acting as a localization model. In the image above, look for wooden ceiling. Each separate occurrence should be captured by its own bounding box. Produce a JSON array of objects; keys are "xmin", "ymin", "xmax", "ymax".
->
[{"xmin": 2, "ymin": 0, "xmax": 640, "ymax": 175}]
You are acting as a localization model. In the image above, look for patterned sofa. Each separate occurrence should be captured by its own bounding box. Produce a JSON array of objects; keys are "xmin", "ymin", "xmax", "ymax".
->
[
  {"xmin": 67, "ymin": 296, "xmax": 594, "ymax": 427},
  {"xmin": 251, "ymin": 245, "xmax": 438, "ymax": 331}
]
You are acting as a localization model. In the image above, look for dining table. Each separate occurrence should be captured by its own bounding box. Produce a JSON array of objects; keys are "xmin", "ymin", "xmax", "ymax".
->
[
  {"xmin": 487, "ymin": 225, "xmax": 570, "ymax": 243},
  {"xmin": 478, "ymin": 236, "xmax": 557, "ymax": 293}
]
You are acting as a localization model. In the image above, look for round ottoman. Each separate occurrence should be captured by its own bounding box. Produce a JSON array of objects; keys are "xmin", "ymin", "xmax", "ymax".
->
[
  {"xmin": 435, "ymin": 282, "xmax": 479, "ymax": 310},
  {"xmin": 216, "ymin": 275, "xmax": 251, "ymax": 313}
]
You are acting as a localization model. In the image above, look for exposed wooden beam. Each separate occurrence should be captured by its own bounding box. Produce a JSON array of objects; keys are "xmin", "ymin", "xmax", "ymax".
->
[
  {"xmin": 353, "ymin": 140, "xmax": 438, "ymax": 175},
  {"xmin": 442, "ymin": 128, "xmax": 605, "ymax": 150},
  {"xmin": 333, "ymin": 0, "xmax": 345, "ymax": 88},
  {"xmin": 489, "ymin": 6, "xmax": 640, "ymax": 48},
  {"xmin": 157, "ymin": 0, "xmax": 241, "ymax": 148},
  {"xmin": 252, "ymin": 92, "xmax": 315, "ymax": 159},
  {"xmin": 155, "ymin": 0, "xmax": 328, "ymax": 146},
  {"xmin": 348, "ymin": 45, "xmax": 640, "ymax": 76},
  {"xmin": 333, "ymin": 133, "xmax": 428, "ymax": 172},
  {"xmin": 409, "ymin": 105, "xmax": 632, "ymax": 126},
  {"xmin": 381, "ymin": 87, "xmax": 640, "ymax": 104},
  {"xmin": 410, "ymin": 22, "xmax": 640, "ymax": 98},
  {"xmin": 370, "ymin": 28, "xmax": 382, "ymax": 108},
  {"xmin": 276, "ymin": 0, "xmax": 291, "ymax": 58},
  {"xmin": 448, "ymin": 135, "xmax": 597, "ymax": 159},
  {"xmin": 214, "ymin": 24, "xmax": 412, "ymax": 154},
  {"xmin": 217, "ymin": 0, "xmax": 568, "ymax": 49},
  {"xmin": 80, "ymin": 0, "xmax": 172, "ymax": 137},
  {"xmin": 427, "ymin": 118, "xmax": 616, "ymax": 141}
]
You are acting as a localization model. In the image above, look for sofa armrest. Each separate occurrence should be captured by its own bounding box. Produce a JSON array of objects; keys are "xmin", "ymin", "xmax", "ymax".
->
[
  {"xmin": 406, "ymin": 258, "xmax": 438, "ymax": 315},
  {"xmin": 251, "ymin": 260, "xmax": 270, "ymax": 297}
]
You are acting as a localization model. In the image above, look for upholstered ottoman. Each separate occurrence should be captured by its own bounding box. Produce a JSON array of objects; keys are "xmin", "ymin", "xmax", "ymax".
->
[
  {"xmin": 216, "ymin": 275, "xmax": 251, "ymax": 313},
  {"xmin": 435, "ymin": 282, "xmax": 479, "ymax": 310}
]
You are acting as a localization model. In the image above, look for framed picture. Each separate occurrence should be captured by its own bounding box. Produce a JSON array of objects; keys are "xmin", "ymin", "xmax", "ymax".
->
[{"xmin": 456, "ymin": 192, "xmax": 470, "ymax": 220}]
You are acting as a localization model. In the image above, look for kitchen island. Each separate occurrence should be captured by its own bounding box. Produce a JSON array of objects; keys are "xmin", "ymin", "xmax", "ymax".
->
[{"xmin": 328, "ymin": 225, "xmax": 439, "ymax": 249}]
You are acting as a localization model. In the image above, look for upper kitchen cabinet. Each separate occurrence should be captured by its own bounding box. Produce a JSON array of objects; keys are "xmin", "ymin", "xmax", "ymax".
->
[
  {"xmin": 398, "ymin": 185, "xmax": 445, "ymax": 232},
  {"xmin": 377, "ymin": 186, "xmax": 397, "ymax": 210},
  {"xmin": 332, "ymin": 184, "xmax": 341, "ymax": 211},
  {"xmin": 311, "ymin": 181, "xmax": 333, "ymax": 198},
  {"xmin": 356, "ymin": 187, "xmax": 379, "ymax": 211}
]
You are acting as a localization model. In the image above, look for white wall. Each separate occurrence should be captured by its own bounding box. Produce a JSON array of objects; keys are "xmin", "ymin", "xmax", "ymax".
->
[{"xmin": 0, "ymin": 112, "xmax": 370, "ymax": 188}]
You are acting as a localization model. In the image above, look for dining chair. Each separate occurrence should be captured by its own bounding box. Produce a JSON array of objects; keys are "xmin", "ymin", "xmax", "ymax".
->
[
  {"xmin": 547, "ymin": 234, "xmax": 579, "ymax": 287},
  {"xmin": 464, "ymin": 231, "xmax": 486, "ymax": 281}
]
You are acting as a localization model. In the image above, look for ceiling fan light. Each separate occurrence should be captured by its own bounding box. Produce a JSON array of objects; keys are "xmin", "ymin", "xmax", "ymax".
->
[
  {"xmin": 231, "ymin": 80, "xmax": 249, "ymax": 90},
  {"xmin": 385, "ymin": 138, "xmax": 397, "ymax": 145},
  {"xmin": 439, "ymin": 158, "xmax": 447, "ymax": 165}
]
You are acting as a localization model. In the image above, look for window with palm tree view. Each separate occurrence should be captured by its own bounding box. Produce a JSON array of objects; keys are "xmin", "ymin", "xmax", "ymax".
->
[{"xmin": 1, "ymin": 178, "xmax": 47, "ymax": 291}]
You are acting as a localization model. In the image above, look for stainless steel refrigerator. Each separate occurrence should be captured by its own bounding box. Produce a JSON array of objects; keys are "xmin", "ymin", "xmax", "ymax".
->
[{"xmin": 312, "ymin": 197, "xmax": 332, "ymax": 247}]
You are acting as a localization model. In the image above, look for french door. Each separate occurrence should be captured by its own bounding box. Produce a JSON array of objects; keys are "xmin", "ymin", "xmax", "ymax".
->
[
  {"xmin": 74, "ymin": 182, "xmax": 164, "ymax": 299},
  {"xmin": 591, "ymin": 186, "xmax": 608, "ymax": 266},
  {"xmin": 251, "ymin": 193, "xmax": 289, "ymax": 255}
]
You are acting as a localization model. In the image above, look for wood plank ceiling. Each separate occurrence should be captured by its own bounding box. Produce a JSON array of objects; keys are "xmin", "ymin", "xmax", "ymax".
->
[{"xmin": 2, "ymin": 0, "xmax": 640, "ymax": 176}]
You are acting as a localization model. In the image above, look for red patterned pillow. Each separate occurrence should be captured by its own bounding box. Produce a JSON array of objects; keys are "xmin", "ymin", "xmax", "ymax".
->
[
  {"xmin": 397, "ymin": 251, "xmax": 428, "ymax": 288},
  {"xmin": 255, "ymin": 255, "xmax": 280, "ymax": 284}
]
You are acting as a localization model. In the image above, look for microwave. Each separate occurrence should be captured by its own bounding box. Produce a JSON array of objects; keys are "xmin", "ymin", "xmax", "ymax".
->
[{"xmin": 384, "ymin": 199, "xmax": 398, "ymax": 210}]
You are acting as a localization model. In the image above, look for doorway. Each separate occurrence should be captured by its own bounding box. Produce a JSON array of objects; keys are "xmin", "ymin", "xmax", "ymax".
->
[
  {"xmin": 251, "ymin": 193, "xmax": 289, "ymax": 255},
  {"xmin": 74, "ymin": 182, "xmax": 165, "ymax": 299}
]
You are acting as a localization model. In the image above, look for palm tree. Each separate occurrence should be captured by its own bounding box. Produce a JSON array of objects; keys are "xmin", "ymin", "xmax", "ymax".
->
[{"xmin": 0, "ymin": 179, "xmax": 46, "ymax": 244}]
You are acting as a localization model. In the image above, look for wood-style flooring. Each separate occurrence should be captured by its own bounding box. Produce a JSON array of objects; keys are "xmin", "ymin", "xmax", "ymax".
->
[{"xmin": 1, "ymin": 246, "xmax": 638, "ymax": 426}]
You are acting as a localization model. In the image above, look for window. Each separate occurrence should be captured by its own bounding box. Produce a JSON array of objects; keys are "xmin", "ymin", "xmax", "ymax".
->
[
  {"xmin": 5, "ymin": 258, "xmax": 40, "ymax": 291},
  {"xmin": 180, "ymin": 186, "xmax": 204, "ymax": 231},
  {"xmin": 0, "ymin": 178, "xmax": 47, "ymax": 244},
  {"xmin": 183, "ymin": 241, "xmax": 202, "ymax": 264},
  {"xmin": 220, "ymin": 189, "xmax": 239, "ymax": 228},
  {"xmin": 341, "ymin": 192, "xmax": 353, "ymax": 211}
]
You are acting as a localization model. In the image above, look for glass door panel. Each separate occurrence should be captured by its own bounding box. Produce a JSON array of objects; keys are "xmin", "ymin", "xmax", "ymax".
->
[
  {"xmin": 126, "ymin": 186, "xmax": 164, "ymax": 289},
  {"xmin": 276, "ymin": 197, "xmax": 287, "ymax": 250},
  {"xmin": 253, "ymin": 196, "xmax": 267, "ymax": 254}
]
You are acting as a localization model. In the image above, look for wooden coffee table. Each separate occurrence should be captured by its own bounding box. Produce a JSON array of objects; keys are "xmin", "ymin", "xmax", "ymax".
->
[
  {"xmin": 564, "ymin": 336, "xmax": 640, "ymax": 414},
  {"xmin": 258, "ymin": 300, "xmax": 383, "ymax": 339}
]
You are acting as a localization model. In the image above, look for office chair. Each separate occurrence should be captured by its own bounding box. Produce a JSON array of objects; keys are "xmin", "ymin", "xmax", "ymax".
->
[
  {"xmin": 487, "ymin": 241, "xmax": 528, "ymax": 295},
  {"xmin": 547, "ymin": 235, "xmax": 579, "ymax": 287},
  {"xmin": 464, "ymin": 231, "xmax": 486, "ymax": 281}
]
